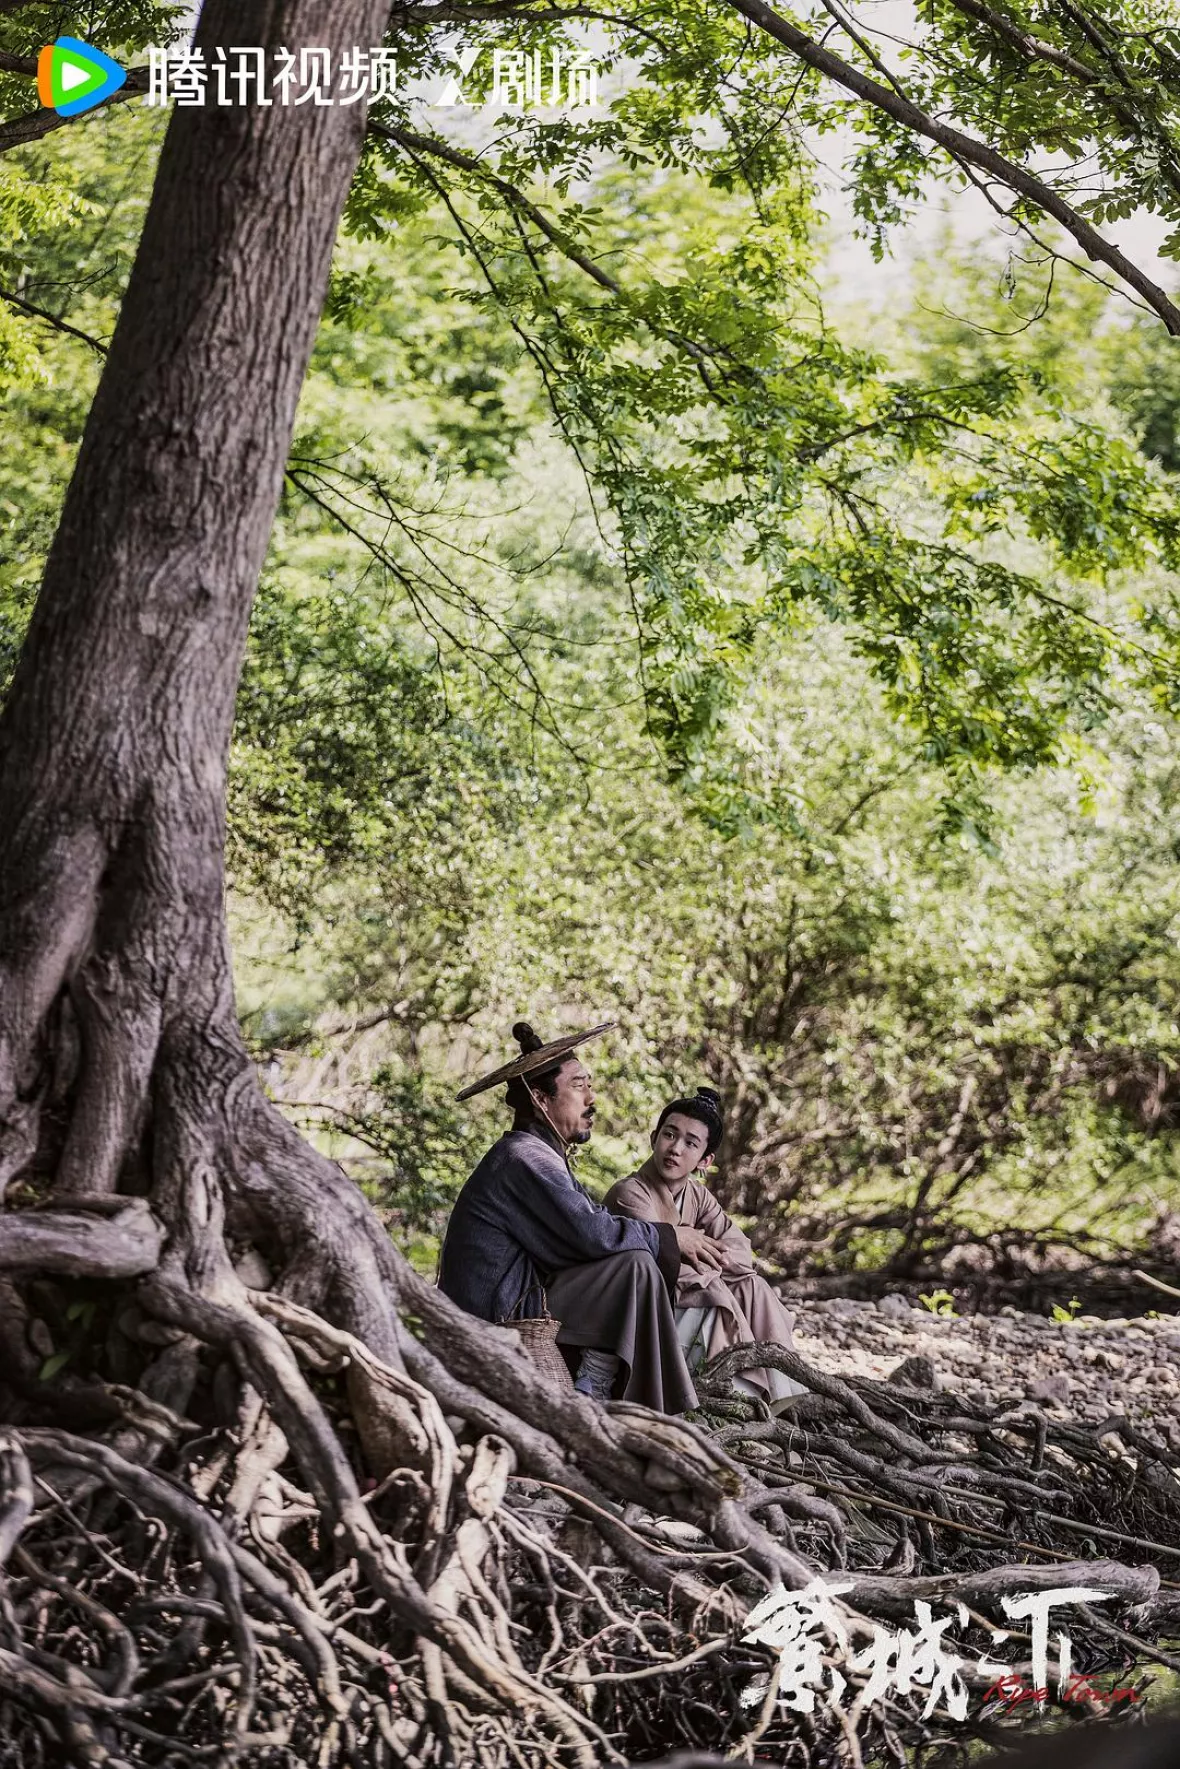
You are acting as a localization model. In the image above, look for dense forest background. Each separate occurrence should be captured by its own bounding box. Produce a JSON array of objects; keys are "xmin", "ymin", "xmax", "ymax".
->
[{"xmin": 4, "ymin": 84, "xmax": 1180, "ymax": 1302}]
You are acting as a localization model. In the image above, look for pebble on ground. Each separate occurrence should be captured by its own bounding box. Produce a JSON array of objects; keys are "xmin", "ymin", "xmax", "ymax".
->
[{"xmin": 788, "ymin": 1295, "xmax": 1180, "ymax": 1452}]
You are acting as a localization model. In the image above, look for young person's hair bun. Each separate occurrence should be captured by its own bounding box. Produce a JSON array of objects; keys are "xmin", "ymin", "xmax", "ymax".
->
[
  {"xmin": 655, "ymin": 1084, "xmax": 725, "ymax": 1153},
  {"xmin": 512, "ymin": 1021, "xmax": 545, "ymax": 1055}
]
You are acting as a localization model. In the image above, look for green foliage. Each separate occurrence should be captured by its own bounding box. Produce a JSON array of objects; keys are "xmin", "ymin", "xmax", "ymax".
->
[
  {"xmin": 0, "ymin": 106, "xmax": 164, "ymax": 689},
  {"xmin": 920, "ymin": 1290, "xmax": 959, "ymax": 1318},
  {"xmin": 228, "ymin": 576, "xmax": 516, "ymax": 917},
  {"xmin": 1109, "ymin": 321, "xmax": 1180, "ymax": 474},
  {"xmin": 347, "ymin": 158, "xmax": 1179, "ymax": 807},
  {"xmin": 302, "ymin": 1064, "xmax": 487, "ymax": 1258},
  {"xmin": 915, "ymin": 0, "xmax": 1180, "ymax": 258}
]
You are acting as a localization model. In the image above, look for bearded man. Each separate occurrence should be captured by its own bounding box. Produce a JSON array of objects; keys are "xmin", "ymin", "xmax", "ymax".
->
[
  {"xmin": 605, "ymin": 1086, "xmax": 806, "ymax": 1407},
  {"xmin": 440, "ymin": 1022, "xmax": 707, "ymax": 1411}
]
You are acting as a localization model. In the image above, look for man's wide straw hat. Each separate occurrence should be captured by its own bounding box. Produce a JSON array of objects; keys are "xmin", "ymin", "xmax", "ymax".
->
[{"xmin": 455, "ymin": 1022, "xmax": 615, "ymax": 1101}]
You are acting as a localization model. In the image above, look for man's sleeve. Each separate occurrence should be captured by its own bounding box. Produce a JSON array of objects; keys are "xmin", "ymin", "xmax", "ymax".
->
[
  {"xmin": 505, "ymin": 1158, "xmax": 681, "ymax": 1290},
  {"xmin": 649, "ymin": 1221, "xmax": 682, "ymax": 1291}
]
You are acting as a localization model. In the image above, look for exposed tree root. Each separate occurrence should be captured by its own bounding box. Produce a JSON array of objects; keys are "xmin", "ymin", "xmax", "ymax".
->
[{"xmin": 1, "ymin": 1241, "xmax": 1178, "ymax": 1768}]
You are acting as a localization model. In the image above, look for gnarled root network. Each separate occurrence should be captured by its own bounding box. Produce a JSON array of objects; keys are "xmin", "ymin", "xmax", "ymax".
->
[{"xmin": 1, "ymin": 1247, "xmax": 1177, "ymax": 1769}]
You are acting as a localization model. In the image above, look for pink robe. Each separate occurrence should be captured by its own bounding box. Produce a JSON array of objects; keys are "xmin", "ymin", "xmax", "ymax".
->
[{"xmin": 604, "ymin": 1160, "xmax": 798, "ymax": 1397}]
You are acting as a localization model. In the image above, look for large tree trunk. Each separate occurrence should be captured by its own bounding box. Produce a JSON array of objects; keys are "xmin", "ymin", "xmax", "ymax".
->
[{"xmin": 0, "ymin": 0, "xmax": 405, "ymax": 1355}]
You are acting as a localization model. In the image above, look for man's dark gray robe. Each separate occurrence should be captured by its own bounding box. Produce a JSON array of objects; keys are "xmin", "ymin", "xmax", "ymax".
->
[{"xmin": 438, "ymin": 1122, "xmax": 697, "ymax": 1412}]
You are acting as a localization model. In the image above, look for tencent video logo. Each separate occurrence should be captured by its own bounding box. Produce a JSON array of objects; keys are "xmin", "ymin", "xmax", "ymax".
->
[{"xmin": 38, "ymin": 37, "xmax": 126, "ymax": 117}]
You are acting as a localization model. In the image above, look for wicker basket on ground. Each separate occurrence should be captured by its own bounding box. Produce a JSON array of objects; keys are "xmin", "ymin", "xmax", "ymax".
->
[{"xmin": 498, "ymin": 1290, "xmax": 574, "ymax": 1393}]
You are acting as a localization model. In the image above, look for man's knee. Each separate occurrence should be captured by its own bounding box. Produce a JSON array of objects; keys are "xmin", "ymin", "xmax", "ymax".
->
[{"xmin": 610, "ymin": 1247, "xmax": 662, "ymax": 1285}]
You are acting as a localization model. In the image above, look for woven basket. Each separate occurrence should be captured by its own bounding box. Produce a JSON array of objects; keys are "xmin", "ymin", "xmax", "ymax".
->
[{"xmin": 499, "ymin": 1290, "xmax": 574, "ymax": 1393}]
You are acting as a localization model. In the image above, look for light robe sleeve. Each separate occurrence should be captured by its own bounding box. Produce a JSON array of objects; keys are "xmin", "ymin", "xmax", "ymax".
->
[
  {"xmin": 603, "ymin": 1176, "xmax": 663, "ymax": 1223},
  {"xmin": 690, "ymin": 1183, "xmax": 755, "ymax": 1274}
]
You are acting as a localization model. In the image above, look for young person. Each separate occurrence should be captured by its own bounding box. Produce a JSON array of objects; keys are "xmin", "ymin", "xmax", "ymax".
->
[
  {"xmin": 440, "ymin": 1022, "xmax": 698, "ymax": 1410},
  {"xmin": 605, "ymin": 1086, "xmax": 806, "ymax": 1407}
]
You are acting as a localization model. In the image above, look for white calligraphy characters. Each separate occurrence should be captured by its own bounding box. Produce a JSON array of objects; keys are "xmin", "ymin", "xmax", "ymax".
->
[
  {"xmin": 146, "ymin": 45, "xmax": 600, "ymax": 111},
  {"xmin": 741, "ymin": 1578, "xmax": 1114, "ymax": 1723}
]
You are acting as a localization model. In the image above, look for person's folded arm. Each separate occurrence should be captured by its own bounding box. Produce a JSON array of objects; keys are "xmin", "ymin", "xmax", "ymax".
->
[{"xmin": 695, "ymin": 1185, "xmax": 755, "ymax": 1274}]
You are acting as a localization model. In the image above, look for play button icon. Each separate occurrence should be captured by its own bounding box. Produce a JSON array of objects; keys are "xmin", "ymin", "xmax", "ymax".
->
[{"xmin": 37, "ymin": 36, "xmax": 127, "ymax": 118}]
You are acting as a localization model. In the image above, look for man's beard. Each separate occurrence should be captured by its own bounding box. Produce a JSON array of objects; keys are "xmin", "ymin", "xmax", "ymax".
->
[{"xmin": 571, "ymin": 1121, "xmax": 594, "ymax": 1145}]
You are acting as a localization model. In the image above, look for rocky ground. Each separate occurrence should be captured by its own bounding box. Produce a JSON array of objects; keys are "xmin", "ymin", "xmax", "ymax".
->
[{"xmin": 787, "ymin": 1293, "xmax": 1180, "ymax": 1448}]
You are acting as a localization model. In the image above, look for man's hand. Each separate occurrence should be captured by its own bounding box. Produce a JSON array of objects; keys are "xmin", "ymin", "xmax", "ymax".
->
[{"xmin": 676, "ymin": 1226, "xmax": 725, "ymax": 1272}]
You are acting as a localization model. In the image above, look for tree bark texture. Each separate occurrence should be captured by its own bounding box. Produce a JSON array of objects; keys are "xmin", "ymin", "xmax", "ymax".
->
[{"xmin": 0, "ymin": 0, "xmax": 405, "ymax": 1360}]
